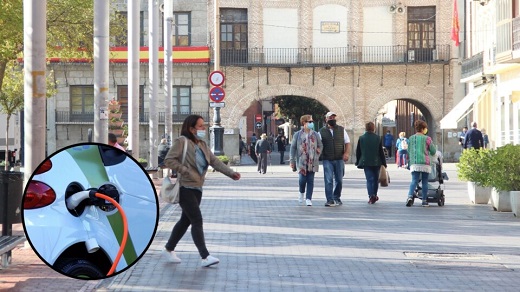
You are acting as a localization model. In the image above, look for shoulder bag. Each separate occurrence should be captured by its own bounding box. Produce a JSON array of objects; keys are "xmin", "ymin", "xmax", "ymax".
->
[{"xmin": 160, "ymin": 137, "xmax": 188, "ymax": 204}]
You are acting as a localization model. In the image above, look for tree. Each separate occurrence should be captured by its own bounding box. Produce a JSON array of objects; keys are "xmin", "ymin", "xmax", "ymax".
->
[
  {"xmin": 0, "ymin": 0, "xmax": 126, "ymax": 169},
  {"xmin": 0, "ymin": 62, "xmax": 23, "ymax": 170},
  {"xmin": 272, "ymin": 95, "xmax": 329, "ymax": 128}
]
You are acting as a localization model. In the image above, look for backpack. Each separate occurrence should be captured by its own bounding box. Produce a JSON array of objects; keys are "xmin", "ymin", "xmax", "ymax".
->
[{"xmin": 401, "ymin": 139, "xmax": 408, "ymax": 150}]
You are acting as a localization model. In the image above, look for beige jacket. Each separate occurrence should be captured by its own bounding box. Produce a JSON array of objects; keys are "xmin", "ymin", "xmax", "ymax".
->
[{"xmin": 164, "ymin": 136, "xmax": 235, "ymax": 188}]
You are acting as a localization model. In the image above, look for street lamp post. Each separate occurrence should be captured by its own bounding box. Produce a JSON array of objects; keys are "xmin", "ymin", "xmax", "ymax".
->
[{"xmin": 210, "ymin": 0, "xmax": 224, "ymax": 155}]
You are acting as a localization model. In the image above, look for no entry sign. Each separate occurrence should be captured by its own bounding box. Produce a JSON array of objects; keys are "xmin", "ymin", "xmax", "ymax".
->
[{"xmin": 209, "ymin": 86, "xmax": 225, "ymax": 102}]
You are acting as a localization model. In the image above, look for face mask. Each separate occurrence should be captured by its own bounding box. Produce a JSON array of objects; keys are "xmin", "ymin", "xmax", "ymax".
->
[
  {"xmin": 424, "ymin": 128, "xmax": 428, "ymax": 135},
  {"xmin": 196, "ymin": 130, "xmax": 206, "ymax": 139},
  {"xmin": 307, "ymin": 122, "xmax": 314, "ymax": 130},
  {"xmin": 327, "ymin": 120, "xmax": 336, "ymax": 127}
]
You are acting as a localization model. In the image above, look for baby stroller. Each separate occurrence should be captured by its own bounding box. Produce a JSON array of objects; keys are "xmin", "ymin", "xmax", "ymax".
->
[{"xmin": 411, "ymin": 151, "xmax": 449, "ymax": 206}]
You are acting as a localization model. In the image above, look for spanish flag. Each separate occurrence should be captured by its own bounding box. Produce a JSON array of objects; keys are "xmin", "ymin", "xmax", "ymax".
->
[{"xmin": 451, "ymin": 0, "xmax": 460, "ymax": 47}]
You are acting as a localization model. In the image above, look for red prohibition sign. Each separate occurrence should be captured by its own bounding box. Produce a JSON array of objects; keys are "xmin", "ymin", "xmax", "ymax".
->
[
  {"xmin": 209, "ymin": 71, "xmax": 225, "ymax": 87},
  {"xmin": 209, "ymin": 86, "xmax": 225, "ymax": 102}
]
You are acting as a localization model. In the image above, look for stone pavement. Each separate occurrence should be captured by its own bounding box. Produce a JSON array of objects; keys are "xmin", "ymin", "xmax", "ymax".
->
[{"xmin": 2, "ymin": 153, "xmax": 520, "ymax": 291}]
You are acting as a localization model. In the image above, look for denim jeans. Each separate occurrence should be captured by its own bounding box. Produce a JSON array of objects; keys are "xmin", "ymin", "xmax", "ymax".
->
[
  {"xmin": 323, "ymin": 160, "xmax": 344, "ymax": 201},
  {"xmin": 398, "ymin": 150, "xmax": 408, "ymax": 167},
  {"xmin": 408, "ymin": 171, "xmax": 429, "ymax": 201},
  {"xmin": 299, "ymin": 171, "xmax": 315, "ymax": 200},
  {"xmin": 363, "ymin": 166, "xmax": 380, "ymax": 198},
  {"xmin": 165, "ymin": 187, "xmax": 209, "ymax": 259}
]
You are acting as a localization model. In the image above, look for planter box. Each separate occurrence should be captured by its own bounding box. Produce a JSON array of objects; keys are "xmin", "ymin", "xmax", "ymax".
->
[
  {"xmin": 467, "ymin": 182, "xmax": 491, "ymax": 204},
  {"xmin": 510, "ymin": 191, "xmax": 520, "ymax": 217},
  {"xmin": 491, "ymin": 188, "xmax": 512, "ymax": 212},
  {"xmin": 110, "ymin": 129, "xmax": 124, "ymax": 136},
  {"xmin": 109, "ymin": 120, "xmax": 124, "ymax": 128}
]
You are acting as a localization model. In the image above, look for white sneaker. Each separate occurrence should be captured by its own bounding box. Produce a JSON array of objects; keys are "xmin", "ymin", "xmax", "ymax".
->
[
  {"xmin": 164, "ymin": 249, "xmax": 181, "ymax": 263},
  {"xmin": 201, "ymin": 255, "xmax": 220, "ymax": 267},
  {"xmin": 306, "ymin": 199, "xmax": 312, "ymax": 206},
  {"xmin": 298, "ymin": 193, "xmax": 304, "ymax": 204}
]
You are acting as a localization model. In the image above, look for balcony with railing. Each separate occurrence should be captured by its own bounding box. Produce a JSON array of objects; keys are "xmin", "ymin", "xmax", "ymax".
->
[
  {"xmin": 461, "ymin": 52, "xmax": 484, "ymax": 80},
  {"xmin": 219, "ymin": 45, "xmax": 451, "ymax": 67},
  {"xmin": 56, "ymin": 111, "xmax": 209, "ymax": 124},
  {"xmin": 512, "ymin": 16, "xmax": 520, "ymax": 60},
  {"xmin": 495, "ymin": 16, "xmax": 520, "ymax": 63}
]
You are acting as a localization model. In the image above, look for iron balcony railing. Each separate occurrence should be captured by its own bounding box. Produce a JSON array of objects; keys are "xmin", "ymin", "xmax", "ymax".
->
[
  {"xmin": 56, "ymin": 111, "xmax": 209, "ymax": 124},
  {"xmin": 513, "ymin": 16, "xmax": 520, "ymax": 52},
  {"xmin": 461, "ymin": 52, "xmax": 484, "ymax": 80},
  {"xmin": 219, "ymin": 45, "xmax": 451, "ymax": 67}
]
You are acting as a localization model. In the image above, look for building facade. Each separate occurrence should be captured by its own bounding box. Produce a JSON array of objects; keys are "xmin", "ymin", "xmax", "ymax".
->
[
  {"xmin": 442, "ymin": 0, "xmax": 520, "ymax": 151},
  {"xmin": 47, "ymin": 0, "xmax": 465, "ymax": 161}
]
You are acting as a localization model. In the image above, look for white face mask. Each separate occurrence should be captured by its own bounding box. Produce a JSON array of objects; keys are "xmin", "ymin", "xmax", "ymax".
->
[{"xmin": 196, "ymin": 130, "xmax": 206, "ymax": 139}]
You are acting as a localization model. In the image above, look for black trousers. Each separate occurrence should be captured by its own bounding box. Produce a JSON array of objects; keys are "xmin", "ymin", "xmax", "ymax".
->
[{"xmin": 165, "ymin": 187, "xmax": 209, "ymax": 259}]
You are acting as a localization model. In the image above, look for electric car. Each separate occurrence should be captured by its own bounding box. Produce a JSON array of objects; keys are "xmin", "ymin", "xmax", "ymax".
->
[{"xmin": 23, "ymin": 144, "xmax": 159, "ymax": 279}]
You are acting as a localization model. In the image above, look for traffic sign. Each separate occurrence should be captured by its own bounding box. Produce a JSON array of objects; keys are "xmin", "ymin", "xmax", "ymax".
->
[
  {"xmin": 209, "ymin": 102, "xmax": 225, "ymax": 108},
  {"xmin": 255, "ymin": 122, "xmax": 262, "ymax": 129},
  {"xmin": 209, "ymin": 71, "xmax": 225, "ymax": 87},
  {"xmin": 209, "ymin": 86, "xmax": 225, "ymax": 102}
]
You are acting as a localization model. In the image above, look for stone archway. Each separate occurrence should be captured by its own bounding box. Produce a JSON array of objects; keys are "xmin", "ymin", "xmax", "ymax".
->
[{"xmin": 221, "ymin": 83, "xmax": 354, "ymax": 129}]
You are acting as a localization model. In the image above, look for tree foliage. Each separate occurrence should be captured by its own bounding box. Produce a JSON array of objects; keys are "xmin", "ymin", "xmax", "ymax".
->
[
  {"xmin": 0, "ymin": 0, "xmax": 126, "ymax": 168},
  {"xmin": 272, "ymin": 95, "xmax": 329, "ymax": 128},
  {"xmin": 0, "ymin": 0, "xmax": 127, "ymax": 91}
]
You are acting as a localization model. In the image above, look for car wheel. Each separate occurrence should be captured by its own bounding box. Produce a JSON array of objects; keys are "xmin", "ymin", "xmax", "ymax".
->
[{"xmin": 54, "ymin": 258, "xmax": 105, "ymax": 279}]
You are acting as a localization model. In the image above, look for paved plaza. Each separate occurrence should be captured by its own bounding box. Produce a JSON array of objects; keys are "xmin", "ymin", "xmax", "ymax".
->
[{"xmin": 1, "ymin": 153, "xmax": 520, "ymax": 291}]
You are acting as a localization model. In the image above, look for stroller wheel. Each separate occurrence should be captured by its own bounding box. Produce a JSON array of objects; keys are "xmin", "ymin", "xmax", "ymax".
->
[{"xmin": 438, "ymin": 195, "xmax": 445, "ymax": 206}]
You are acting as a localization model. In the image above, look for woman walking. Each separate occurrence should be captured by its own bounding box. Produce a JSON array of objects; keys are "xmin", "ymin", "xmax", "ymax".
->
[
  {"xmin": 355, "ymin": 122, "xmax": 387, "ymax": 204},
  {"xmin": 289, "ymin": 115, "xmax": 322, "ymax": 206},
  {"xmin": 163, "ymin": 115, "xmax": 241, "ymax": 267},
  {"xmin": 395, "ymin": 132, "xmax": 409, "ymax": 168},
  {"xmin": 405, "ymin": 120, "xmax": 436, "ymax": 207}
]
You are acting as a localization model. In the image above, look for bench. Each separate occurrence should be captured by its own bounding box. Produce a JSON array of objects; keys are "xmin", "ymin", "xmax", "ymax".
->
[
  {"xmin": 0, "ymin": 235, "xmax": 26, "ymax": 268},
  {"xmin": 144, "ymin": 167, "xmax": 159, "ymax": 174}
]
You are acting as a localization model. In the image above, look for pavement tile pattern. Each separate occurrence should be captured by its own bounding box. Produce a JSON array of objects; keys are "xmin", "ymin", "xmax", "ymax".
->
[{"xmin": 1, "ymin": 153, "xmax": 520, "ymax": 291}]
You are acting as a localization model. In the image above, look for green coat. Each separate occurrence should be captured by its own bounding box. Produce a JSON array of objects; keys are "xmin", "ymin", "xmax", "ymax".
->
[{"xmin": 355, "ymin": 132, "xmax": 387, "ymax": 168}]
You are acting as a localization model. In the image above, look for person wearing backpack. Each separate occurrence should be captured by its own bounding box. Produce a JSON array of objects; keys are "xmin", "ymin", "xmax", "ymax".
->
[{"xmin": 395, "ymin": 132, "xmax": 409, "ymax": 168}]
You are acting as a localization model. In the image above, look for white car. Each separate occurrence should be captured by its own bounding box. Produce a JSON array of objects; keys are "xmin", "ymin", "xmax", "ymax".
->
[{"xmin": 23, "ymin": 144, "xmax": 158, "ymax": 279}]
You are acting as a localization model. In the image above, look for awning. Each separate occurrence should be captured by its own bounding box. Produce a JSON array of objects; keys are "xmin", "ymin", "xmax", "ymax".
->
[{"xmin": 440, "ymin": 85, "xmax": 490, "ymax": 129}]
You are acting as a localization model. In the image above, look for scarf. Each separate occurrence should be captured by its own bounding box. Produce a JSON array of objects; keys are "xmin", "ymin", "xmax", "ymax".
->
[{"xmin": 298, "ymin": 130, "xmax": 318, "ymax": 175}]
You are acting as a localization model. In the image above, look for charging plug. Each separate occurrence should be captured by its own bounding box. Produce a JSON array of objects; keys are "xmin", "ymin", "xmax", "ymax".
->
[{"xmin": 87, "ymin": 184, "xmax": 120, "ymax": 210}]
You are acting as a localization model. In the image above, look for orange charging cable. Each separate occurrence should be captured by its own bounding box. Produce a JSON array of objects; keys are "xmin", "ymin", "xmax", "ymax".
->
[{"xmin": 95, "ymin": 192, "xmax": 128, "ymax": 276}]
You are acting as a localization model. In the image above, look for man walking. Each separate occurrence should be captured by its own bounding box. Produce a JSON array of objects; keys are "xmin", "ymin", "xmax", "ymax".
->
[
  {"xmin": 458, "ymin": 126, "xmax": 468, "ymax": 149},
  {"xmin": 383, "ymin": 130, "xmax": 394, "ymax": 159},
  {"xmin": 275, "ymin": 133, "xmax": 287, "ymax": 164},
  {"xmin": 464, "ymin": 122, "xmax": 484, "ymax": 150},
  {"xmin": 255, "ymin": 133, "xmax": 271, "ymax": 174},
  {"xmin": 319, "ymin": 112, "xmax": 351, "ymax": 207}
]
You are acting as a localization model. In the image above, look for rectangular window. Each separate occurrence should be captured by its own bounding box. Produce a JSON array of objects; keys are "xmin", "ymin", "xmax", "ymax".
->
[
  {"xmin": 161, "ymin": 12, "xmax": 191, "ymax": 47},
  {"xmin": 117, "ymin": 85, "xmax": 144, "ymax": 122},
  {"xmin": 70, "ymin": 85, "xmax": 94, "ymax": 122},
  {"xmin": 220, "ymin": 9, "xmax": 248, "ymax": 64},
  {"xmin": 407, "ymin": 6, "xmax": 436, "ymax": 61},
  {"xmin": 172, "ymin": 86, "xmax": 191, "ymax": 114},
  {"xmin": 173, "ymin": 13, "xmax": 190, "ymax": 46}
]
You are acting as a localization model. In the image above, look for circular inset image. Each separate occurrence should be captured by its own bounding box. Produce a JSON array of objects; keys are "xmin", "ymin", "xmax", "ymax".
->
[{"xmin": 22, "ymin": 143, "xmax": 159, "ymax": 280}]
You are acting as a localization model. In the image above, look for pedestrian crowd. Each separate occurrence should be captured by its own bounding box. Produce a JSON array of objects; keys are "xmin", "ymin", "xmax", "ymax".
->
[{"xmin": 155, "ymin": 113, "xmax": 473, "ymax": 268}]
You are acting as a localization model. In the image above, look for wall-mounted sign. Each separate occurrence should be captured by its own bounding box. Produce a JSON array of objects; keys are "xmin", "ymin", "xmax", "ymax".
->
[{"xmin": 321, "ymin": 21, "xmax": 340, "ymax": 33}]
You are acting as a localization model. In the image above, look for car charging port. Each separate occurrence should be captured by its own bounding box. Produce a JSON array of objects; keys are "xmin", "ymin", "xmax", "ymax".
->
[
  {"xmin": 66, "ymin": 182, "xmax": 121, "ymax": 215},
  {"xmin": 87, "ymin": 183, "xmax": 120, "ymax": 212}
]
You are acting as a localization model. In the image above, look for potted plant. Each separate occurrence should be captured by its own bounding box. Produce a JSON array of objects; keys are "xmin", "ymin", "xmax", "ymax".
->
[
  {"xmin": 108, "ymin": 98, "xmax": 120, "ymax": 111},
  {"xmin": 109, "ymin": 117, "xmax": 124, "ymax": 128},
  {"xmin": 216, "ymin": 155, "xmax": 230, "ymax": 165},
  {"xmin": 488, "ymin": 144, "xmax": 520, "ymax": 214},
  {"xmin": 137, "ymin": 158, "xmax": 148, "ymax": 168},
  {"xmin": 457, "ymin": 148, "xmax": 494, "ymax": 204}
]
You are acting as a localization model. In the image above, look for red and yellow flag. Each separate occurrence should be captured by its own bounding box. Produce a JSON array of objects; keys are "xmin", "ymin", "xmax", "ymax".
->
[{"xmin": 451, "ymin": 0, "xmax": 460, "ymax": 47}]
